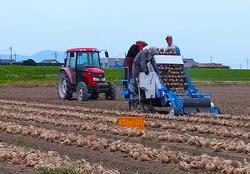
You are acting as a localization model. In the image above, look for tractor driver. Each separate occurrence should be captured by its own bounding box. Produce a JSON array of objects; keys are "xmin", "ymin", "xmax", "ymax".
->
[{"xmin": 165, "ymin": 35, "xmax": 181, "ymax": 55}]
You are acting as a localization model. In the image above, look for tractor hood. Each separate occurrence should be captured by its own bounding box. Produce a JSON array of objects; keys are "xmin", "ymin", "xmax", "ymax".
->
[{"xmin": 84, "ymin": 67, "xmax": 104, "ymax": 74}]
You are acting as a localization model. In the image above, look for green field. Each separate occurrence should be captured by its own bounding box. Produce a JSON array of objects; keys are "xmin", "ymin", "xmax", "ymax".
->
[
  {"xmin": 188, "ymin": 68, "xmax": 250, "ymax": 82},
  {"xmin": 0, "ymin": 65, "xmax": 60, "ymax": 85},
  {"xmin": 0, "ymin": 65, "xmax": 250, "ymax": 85}
]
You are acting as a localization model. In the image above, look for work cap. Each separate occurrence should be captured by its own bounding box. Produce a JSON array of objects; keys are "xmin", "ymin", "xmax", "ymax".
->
[
  {"xmin": 136, "ymin": 41, "xmax": 148, "ymax": 46},
  {"xmin": 165, "ymin": 35, "xmax": 172, "ymax": 39}
]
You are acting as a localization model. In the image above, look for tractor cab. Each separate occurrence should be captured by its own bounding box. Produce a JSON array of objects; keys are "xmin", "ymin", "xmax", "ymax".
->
[
  {"xmin": 64, "ymin": 48, "xmax": 105, "ymax": 85},
  {"xmin": 58, "ymin": 48, "xmax": 115, "ymax": 101}
]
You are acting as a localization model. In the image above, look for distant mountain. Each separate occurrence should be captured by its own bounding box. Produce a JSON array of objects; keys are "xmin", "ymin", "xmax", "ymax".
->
[
  {"xmin": 0, "ymin": 50, "xmax": 65, "ymax": 63},
  {"xmin": 32, "ymin": 50, "xmax": 65, "ymax": 63}
]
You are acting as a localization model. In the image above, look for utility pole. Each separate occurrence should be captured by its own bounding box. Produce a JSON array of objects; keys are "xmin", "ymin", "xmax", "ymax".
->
[
  {"xmin": 54, "ymin": 51, "xmax": 57, "ymax": 61},
  {"xmin": 14, "ymin": 53, "xmax": 17, "ymax": 62},
  {"xmin": 9, "ymin": 46, "xmax": 13, "ymax": 65},
  {"xmin": 247, "ymin": 57, "xmax": 249, "ymax": 69}
]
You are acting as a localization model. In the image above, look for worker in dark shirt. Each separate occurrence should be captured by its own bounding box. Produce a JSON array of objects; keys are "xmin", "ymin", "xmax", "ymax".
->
[
  {"xmin": 124, "ymin": 41, "xmax": 148, "ymax": 78},
  {"xmin": 132, "ymin": 47, "xmax": 159, "ymax": 79}
]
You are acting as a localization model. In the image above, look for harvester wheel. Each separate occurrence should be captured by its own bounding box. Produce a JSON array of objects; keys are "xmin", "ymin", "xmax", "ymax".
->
[
  {"xmin": 210, "ymin": 107, "xmax": 221, "ymax": 115},
  {"xmin": 57, "ymin": 71, "xmax": 73, "ymax": 100},
  {"xmin": 105, "ymin": 84, "xmax": 116, "ymax": 100},
  {"xmin": 169, "ymin": 106, "xmax": 177, "ymax": 116},
  {"xmin": 76, "ymin": 82, "xmax": 89, "ymax": 101}
]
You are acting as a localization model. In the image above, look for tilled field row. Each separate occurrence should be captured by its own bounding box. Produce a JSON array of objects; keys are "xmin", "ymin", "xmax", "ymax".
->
[
  {"xmin": 1, "ymin": 99, "xmax": 250, "ymax": 125},
  {"xmin": 1, "ymin": 110, "xmax": 250, "ymax": 158},
  {"xmin": 2, "ymin": 99, "xmax": 250, "ymax": 134},
  {"xmin": 1, "ymin": 103, "xmax": 250, "ymax": 144},
  {"xmin": 0, "ymin": 120, "xmax": 249, "ymax": 174},
  {"xmin": 0, "ymin": 141, "xmax": 119, "ymax": 174}
]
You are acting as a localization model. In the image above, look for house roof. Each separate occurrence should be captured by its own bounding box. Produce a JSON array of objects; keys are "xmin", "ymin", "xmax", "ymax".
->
[
  {"xmin": 183, "ymin": 58, "xmax": 229, "ymax": 68},
  {"xmin": 66, "ymin": 48, "xmax": 98, "ymax": 52},
  {"xmin": 198, "ymin": 63, "xmax": 230, "ymax": 68},
  {"xmin": 40, "ymin": 59, "xmax": 60, "ymax": 63},
  {"xmin": 0, "ymin": 59, "xmax": 14, "ymax": 63}
]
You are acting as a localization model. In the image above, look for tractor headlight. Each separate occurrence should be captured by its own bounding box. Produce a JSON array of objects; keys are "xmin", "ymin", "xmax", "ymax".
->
[{"xmin": 93, "ymin": 77, "xmax": 100, "ymax": 82}]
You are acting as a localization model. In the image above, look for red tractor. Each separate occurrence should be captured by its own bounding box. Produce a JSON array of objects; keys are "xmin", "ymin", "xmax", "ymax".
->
[{"xmin": 57, "ymin": 48, "xmax": 116, "ymax": 101}]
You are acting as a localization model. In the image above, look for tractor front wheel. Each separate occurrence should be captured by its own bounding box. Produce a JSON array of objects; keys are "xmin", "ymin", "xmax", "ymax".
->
[
  {"xmin": 76, "ymin": 82, "xmax": 89, "ymax": 101},
  {"xmin": 57, "ymin": 71, "xmax": 73, "ymax": 100},
  {"xmin": 89, "ymin": 93, "xmax": 99, "ymax": 100},
  {"xmin": 105, "ymin": 84, "xmax": 116, "ymax": 100}
]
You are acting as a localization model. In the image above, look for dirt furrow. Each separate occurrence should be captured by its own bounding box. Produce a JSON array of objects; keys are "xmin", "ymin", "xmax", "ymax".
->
[
  {"xmin": 1, "ymin": 119, "xmax": 249, "ymax": 173},
  {"xmin": 1, "ymin": 111, "xmax": 250, "ymax": 165},
  {"xmin": 1, "ymin": 103, "xmax": 250, "ymax": 149}
]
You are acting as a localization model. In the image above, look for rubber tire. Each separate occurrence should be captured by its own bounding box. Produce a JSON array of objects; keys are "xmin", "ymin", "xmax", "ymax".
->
[
  {"xmin": 76, "ymin": 82, "xmax": 89, "ymax": 101},
  {"xmin": 169, "ymin": 106, "xmax": 178, "ymax": 116},
  {"xmin": 105, "ymin": 85, "xmax": 116, "ymax": 100},
  {"xmin": 89, "ymin": 93, "xmax": 99, "ymax": 100},
  {"xmin": 57, "ymin": 71, "xmax": 73, "ymax": 100},
  {"xmin": 211, "ymin": 107, "xmax": 221, "ymax": 115}
]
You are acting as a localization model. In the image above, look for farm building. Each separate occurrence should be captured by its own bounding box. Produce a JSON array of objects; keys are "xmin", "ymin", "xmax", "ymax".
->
[
  {"xmin": 183, "ymin": 58, "xmax": 230, "ymax": 69},
  {"xmin": 100, "ymin": 57, "xmax": 230, "ymax": 69},
  {"xmin": 40, "ymin": 59, "xmax": 60, "ymax": 64},
  {"xmin": 0, "ymin": 59, "xmax": 15, "ymax": 65},
  {"xmin": 100, "ymin": 58, "xmax": 123, "ymax": 67}
]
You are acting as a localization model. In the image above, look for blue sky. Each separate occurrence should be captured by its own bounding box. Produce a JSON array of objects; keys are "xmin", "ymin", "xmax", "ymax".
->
[{"xmin": 0, "ymin": 0, "xmax": 250, "ymax": 68}]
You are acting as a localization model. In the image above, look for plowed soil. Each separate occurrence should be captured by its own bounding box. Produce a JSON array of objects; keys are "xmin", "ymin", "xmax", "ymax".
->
[{"xmin": 0, "ymin": 84, "xmax": 249, "ymax": 174}]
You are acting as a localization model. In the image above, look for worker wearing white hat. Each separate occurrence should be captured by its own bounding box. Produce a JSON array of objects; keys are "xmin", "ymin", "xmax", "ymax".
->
[{"xmin": 165, "ymin": 35, "xmax": 181, "ymax": 55}]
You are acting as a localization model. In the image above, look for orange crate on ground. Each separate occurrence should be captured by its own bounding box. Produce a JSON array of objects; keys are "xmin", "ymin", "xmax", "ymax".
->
[{"xmin": 117, "ymin": 117, "xmax": 145, "ymax": 130}]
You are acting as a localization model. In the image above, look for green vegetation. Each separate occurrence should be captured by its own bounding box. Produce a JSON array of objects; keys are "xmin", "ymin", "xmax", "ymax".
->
[
  {"xmin": 0, "ymin": 65, "xmax": 250, "ymax": 86},
  {"xmin": 104, "ymin": 67, "xmax": 124, "ymax": 82},
  {"xmin": 0, "ymin": 65, "xmax": 60, "ymax": 85},
  {"xmin": 189, "ymin": 68, "xmax": 250, "ymax": 81}
]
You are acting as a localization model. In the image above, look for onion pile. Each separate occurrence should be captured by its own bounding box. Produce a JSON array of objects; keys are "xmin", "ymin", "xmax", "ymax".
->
[
  {"xmin": 1, "ymin": 110, "xmax": 250, "ymax": 155},
  {"xmin": 158, "ymin": 64, "xmax": 187, "ymax": 93},
  {"xmin": 1, "ymin": 120, "xmax": 250, "ymax": 173},
  {"xmin": 1, "ymin": 99, "xmax": 250, "ymax": 125},
  {"xmin": 0, "ymin": 142, "xmax": 120, "ymax": 174},
  {"xmin": 146, "ymin": 120, "xmax": 250, "ymax": 139}
]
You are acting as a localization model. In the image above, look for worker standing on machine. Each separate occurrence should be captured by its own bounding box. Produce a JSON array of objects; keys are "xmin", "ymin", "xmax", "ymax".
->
[
  {"xmin": 131, "ymin": 47, "xmax": 159, "ymax": 99},
  {"xmin": 124, "ymin": 41, "xmax": 148, "ymax": 78},
  {"xmin": 132, "ymin": 47, "xmax": 159, "ymax": 79},
  {"xmin": 165, "ymin": 35, "xmax": 181, "ymax": 55}
]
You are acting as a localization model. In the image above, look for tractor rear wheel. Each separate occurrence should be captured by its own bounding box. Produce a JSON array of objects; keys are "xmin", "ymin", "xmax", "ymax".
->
[
  {"xmin": 105, "ymin": 84, "xmax": 116, "ymax": 100},
  {"xmin": 57, "ymin": 71, "xmax": 73, "ymax": 100},
  {"xmin": 76, "ymin": 82, "xmax": 89, "ymax": 101}
]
